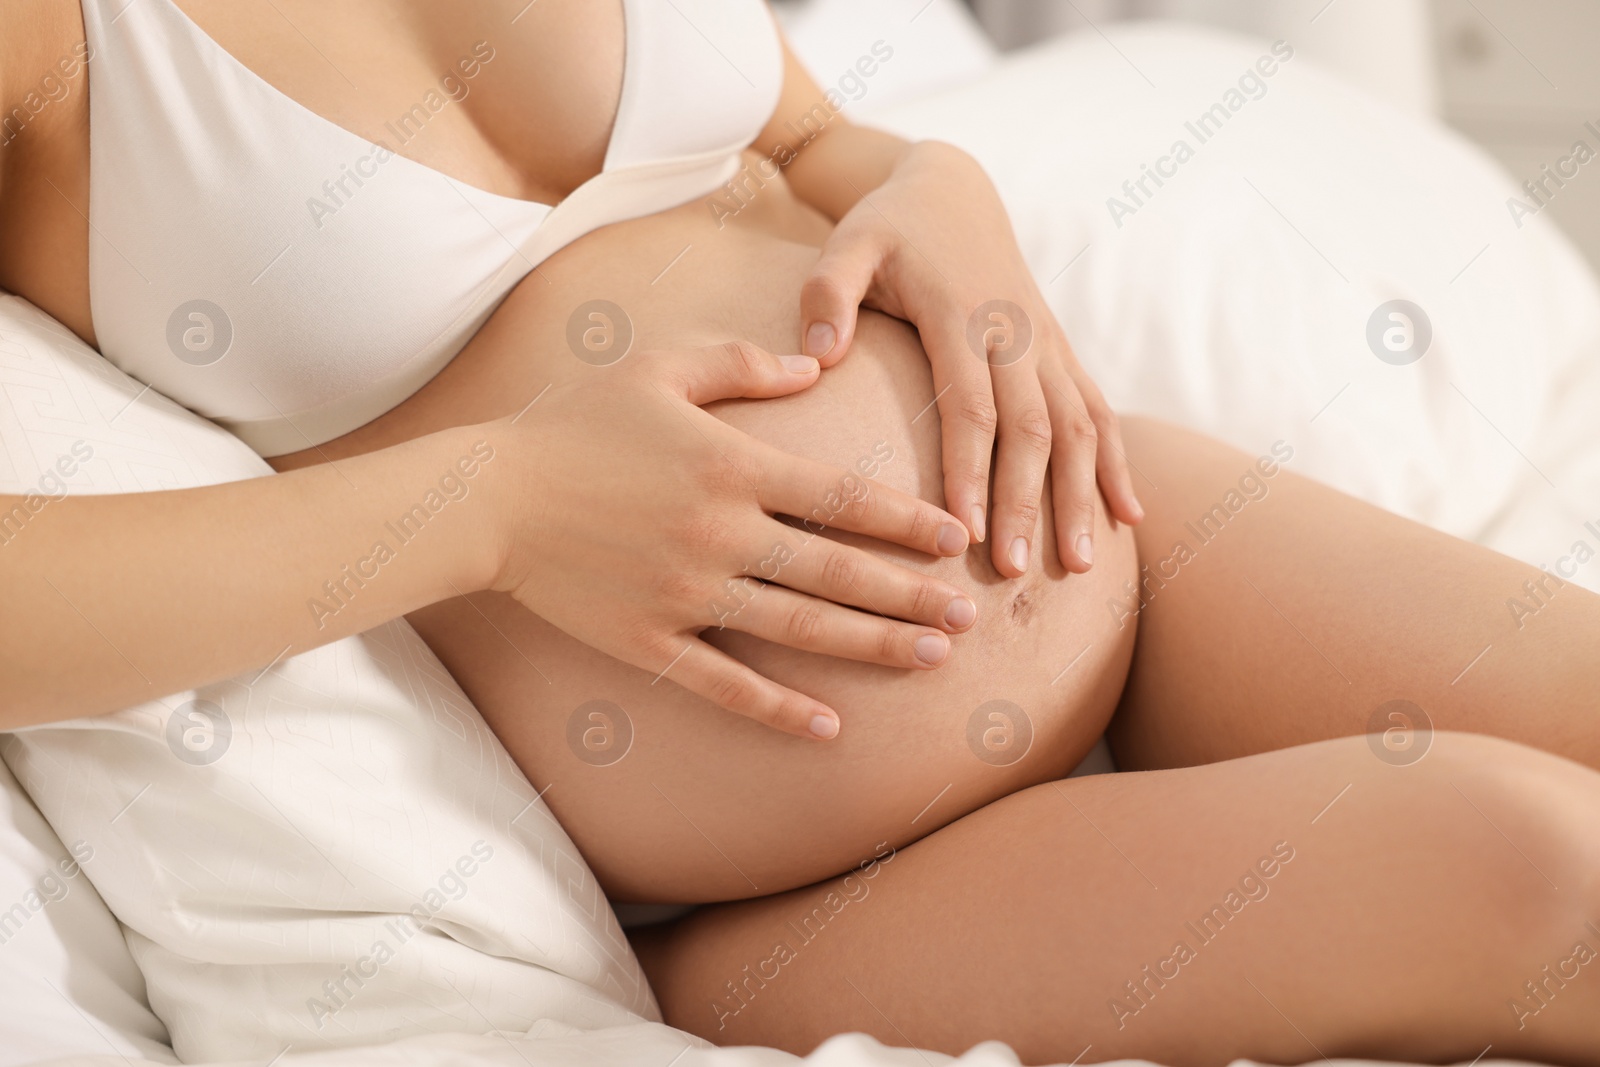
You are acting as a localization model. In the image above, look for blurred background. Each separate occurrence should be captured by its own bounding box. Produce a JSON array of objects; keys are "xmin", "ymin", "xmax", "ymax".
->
[
  {"xmin": 976, "ymin": 0, "xmax": 1600, "ymax": 269},
  {"xmin": 780, "ymin": 0, "xmax": 1600, "ymax": 271}
]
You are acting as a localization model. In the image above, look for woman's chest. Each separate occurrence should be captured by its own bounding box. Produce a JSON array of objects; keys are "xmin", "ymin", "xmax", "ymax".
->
[
  {"xmin": 0, "ymin": 0, "xmax": 626, "ymax": 346},
  {"xmin": 172, "ymin": 0, "xmax": 625, "ymax": 205}
]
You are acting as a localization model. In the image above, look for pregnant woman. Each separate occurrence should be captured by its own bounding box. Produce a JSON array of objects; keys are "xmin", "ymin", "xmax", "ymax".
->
[{"xmin": 3, "ymin": 0, "xmax": 1599, "ymax": 1063}]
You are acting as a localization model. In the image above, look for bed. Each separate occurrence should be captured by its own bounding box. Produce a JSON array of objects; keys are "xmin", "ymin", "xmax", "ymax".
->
[{"xmin": 3, "ymin": 5, "xmax": 1596, "ymax": 1065}]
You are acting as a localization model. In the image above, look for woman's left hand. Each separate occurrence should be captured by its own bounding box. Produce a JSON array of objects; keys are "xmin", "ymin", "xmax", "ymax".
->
[{"xmin": 797, "ymin": 140, "xmax": 1143, "ymax": 578}]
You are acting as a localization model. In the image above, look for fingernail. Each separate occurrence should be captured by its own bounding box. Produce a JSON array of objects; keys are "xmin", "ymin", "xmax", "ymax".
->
[
  {"xmin": 779, "ymin": 354, "xmax": 819, "ymax": 373},
  {"xmin": 945, "ymin": 596, "xmax": 976, "ymax": 629},
  {"xmin": 1009, "ymin": 537, "xmax": 1029, "ymax": 573},
  {"xmin": 936, "ymin": 523, "xmax": 968, "ymax": 555},
  {"xmin": 969, "ymin": 505, "xmax": 986, "ymax": 543},
  {"xmin": 805, "ymin": 322, "xmax": 836, "ymax": 358},
  {"xmin": 809, "ymin": 713, "xmax": 839, "ymax": 739},
  {"xmin": 914, "ymin": 633, "xmax": 949, "ymax": 665},
  {"xmin": 1130, "ymin": 500, "xmax": 1146, "ymax": 522},
  {"xmin": 1076, "ymin": 533, "xmax": 1094, "ymax": 567}
]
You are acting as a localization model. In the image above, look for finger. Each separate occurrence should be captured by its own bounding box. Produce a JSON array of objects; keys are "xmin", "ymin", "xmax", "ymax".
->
[
  {"xmin": 767, "ymin": 530, "xmax": 977, "ymax": 633},
  {"xmin": 987, "ymin": 368, "xmax": 1052, "ymax": 578},
  {"xmin": 1042, "ymin": 372, "xmax": 1100, "ymax": 573},
  {"xmin": 799, "ymin": 229, "xmax": 883, "ymax": 365},
  {"xmin": 1074, "ymin": 373, "xmax": 1144, "ymax": 525},
  {"xmin": 656, "ymin": 341, "xmax": 821, "ymax": 405},
  {"xmin": 758, "ymin": 449, "xmax": 969, "ymax": 559},
  {"xmin": 657, "ymin": 636, "xmax": 841, "ymax": 740},
  {"xmin": 727, "ymin": 585, "xmax": 952, "ymax": 670},
  {"xmin": 911, "ymin": 299, "xmax": 1000, "ymax": 546}
]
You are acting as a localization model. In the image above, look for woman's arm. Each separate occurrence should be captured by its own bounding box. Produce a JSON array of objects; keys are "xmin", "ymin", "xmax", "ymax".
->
[
  {"xmin": 0, "ymin": 423, "xmax": 502, "ymax": 727},
  {"xmin": 751, "ymin": 33, "xmax": 1144, "ymax": 582},
  {"xmin": 751, "ymin": 42, "xmax": 909, "ymax": 223},
  {"xmin": 1, "ymin": 343, "xmax": 975, "ymax": 738},
  {"xmin": 0, "ymin": 0, "xmax": 100, "ymax": 343}
]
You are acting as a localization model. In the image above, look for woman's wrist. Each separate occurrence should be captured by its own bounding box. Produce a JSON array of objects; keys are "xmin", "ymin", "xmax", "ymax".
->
[
  {"xmin": 408, "ymin": 420, "xmax": 523, "ymax": 599},
  {"xmin": 0, "ymin": 418, "xmax": 528, "ymax": 724}
]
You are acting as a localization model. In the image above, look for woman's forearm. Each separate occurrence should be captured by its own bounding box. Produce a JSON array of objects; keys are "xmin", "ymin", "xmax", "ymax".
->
[
  {"xmin": 779, "ymin": 122, "xmax": 910, "ymax": 222},
  {"xmin": 0, "ymin": 423, "xmax": 504, "ymax": 727},
  {"xmin": 754, "ymin": 42, "xmax": 912, "ymax": 223}
]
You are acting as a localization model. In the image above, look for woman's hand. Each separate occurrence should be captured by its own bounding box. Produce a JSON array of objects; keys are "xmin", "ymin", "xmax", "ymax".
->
[
  {"xmin": 489, "ymin": 341, "xmax": 976, "ymax": 741},
  {"xmin": 796, "ymin": 141, "xmax": 1144, "ymax": 578}
]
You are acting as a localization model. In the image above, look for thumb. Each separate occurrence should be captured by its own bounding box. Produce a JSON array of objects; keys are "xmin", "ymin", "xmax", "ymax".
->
[
  {"xmin": 799, "ymin": 231, "xmax": 883, "ymax": 366},
  {"xmin": 658, "ymin": 341, "xmax": 821, "ymax": 406}
]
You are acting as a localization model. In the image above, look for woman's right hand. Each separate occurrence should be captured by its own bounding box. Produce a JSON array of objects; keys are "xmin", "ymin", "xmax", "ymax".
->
[{"xmin": 488, "ymin": 341, "xmax": 977, "ymax": 740}]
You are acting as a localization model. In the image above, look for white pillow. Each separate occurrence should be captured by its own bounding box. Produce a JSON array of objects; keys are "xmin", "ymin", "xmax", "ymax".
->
[{"xmin": 0, "ymin": 294, "xmax": 655, "ymax": 1062}]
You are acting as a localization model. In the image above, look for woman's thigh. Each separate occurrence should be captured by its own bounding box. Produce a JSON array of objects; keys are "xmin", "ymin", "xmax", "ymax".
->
[
  {"xmin": 1111, "ymin": 417, "xmax": 1600, "ymax": 774},
  {"xmin": 634, "ymin": 732, "xmax": 1600, "ymax": 1066}
]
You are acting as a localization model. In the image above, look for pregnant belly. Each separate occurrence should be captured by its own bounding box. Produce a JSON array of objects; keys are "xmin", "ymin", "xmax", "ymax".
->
[{"xmin": 276, "ymin": 178, "xmax": 1139, "ymax": 903}]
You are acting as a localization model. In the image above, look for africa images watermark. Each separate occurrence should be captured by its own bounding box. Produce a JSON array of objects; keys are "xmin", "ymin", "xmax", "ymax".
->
[
  {"xmin": 0, "ymin": 441, "xmax": 95, "ymax": 549},
  {"xmin": 0, "ymin": 40, "xmax": 92, "ymax": 148},
  {"xmin": 307, "ymin": 441, "xmax": 496, "ymax": 629},
  {"xmin": 1503, "ymin": 518, "xmax": 1600, "ymax": 631},
  {"xmin": 305, "ymin": 41, "xmax": 497, "ymax": 229},
  {"xmin": 305, "ymin": 840, "xmax": 496, "ymax": 1030},
  {"xmin": 566, "ymin": 698, "xmax": 634, "ymax": 767},
  {"xmin": 710, "ymin": 841, "xmax": 898, "ymax": 1031},
  {"xmin": 1109, "ymin": 840, "xmax": 1297, "ymax": 1030},
  {"xmin": 966, "ymin": 698, "xmax": 1034, "ymax": 767},
  {"xmin": 1505, "ymin": 121, "xmax": 1600, "ymax": 230},
  {"xmin": 0, "ymin": 840, "xmax": 94, "ymax": 947},
  {"xmin": 1508, "ymin": 920, "xmax": 1600, "ymax": 1030},
  {"xmin": 705, "ymin": 41, "xmax": 895, "ymax": 229},
  {"xmin": 707, "ymin": 440, "xmax": 896, "ymax": 630},
  {"xmin": 1106, "ymin": 41, "xmax": 1295, "ymax": 229},
  {"xmin": 1366, "ymin": 299, "xmax": 1432, "ymax": 366},
  {"xmin": 1106, "ymin": 441, "xmax": 1295, "ymax": 630},
  {"xmin": 165, "ymin": 699, "xmax": 232, "ymax": 766}
]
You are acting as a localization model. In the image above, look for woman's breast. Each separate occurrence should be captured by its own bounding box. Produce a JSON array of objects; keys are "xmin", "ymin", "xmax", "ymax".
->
[
  {"xmin": 280, "ymin": 175, "xmax": 1140, "ymax": 903},
  {"xmin": 270, "ymin": 169, "xmax": 833, "ymax": 463}
]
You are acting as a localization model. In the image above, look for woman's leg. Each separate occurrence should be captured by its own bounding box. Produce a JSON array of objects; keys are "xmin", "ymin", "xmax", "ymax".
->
[
  {"xmin": 635, "ymin": 732, "xmax": 1600, "ymax": 1066},
  {"xmin": 1110, "ymin": 417, "xmax": 1600, "ymax": 773}
]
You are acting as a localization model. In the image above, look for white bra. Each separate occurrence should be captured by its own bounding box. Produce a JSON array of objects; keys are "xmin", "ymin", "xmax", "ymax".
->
[{"xmin": 82, "ymin": 0, "xmax": 783, "ymax": 456}]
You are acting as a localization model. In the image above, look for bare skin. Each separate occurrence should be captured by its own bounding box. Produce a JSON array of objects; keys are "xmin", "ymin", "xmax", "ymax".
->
[
  {"xmin": 635, "ymin": 421, "xmax": 1600, "ymax": 1063},
  {"xmin": 1, "ymin": 2, "xmax": 1598, "ymax": 1065},
  {"xmin": 637, "ymin": 731, "xmax": 1600, "ymax": 1066}
]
